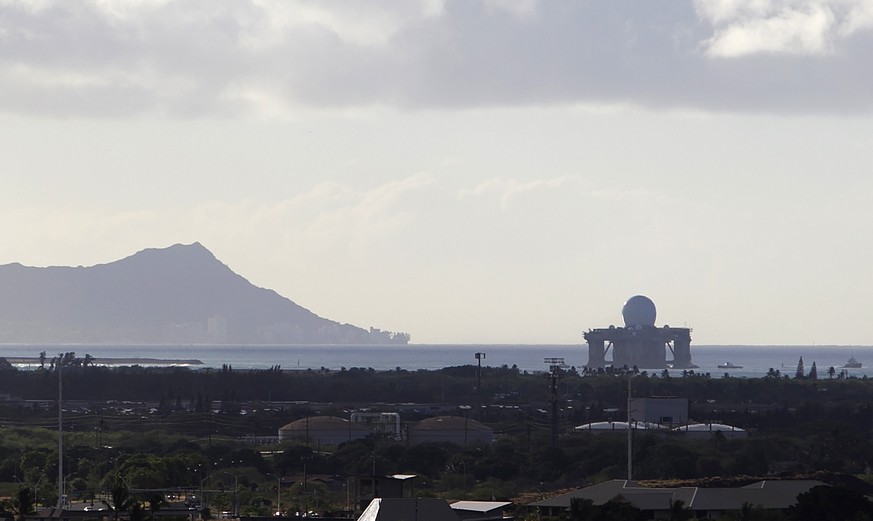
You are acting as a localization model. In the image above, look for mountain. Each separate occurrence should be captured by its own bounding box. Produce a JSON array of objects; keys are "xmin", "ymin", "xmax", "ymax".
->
[{"xmin": 0, "ymin": 243, "xmax": 409, "ymax": 345}]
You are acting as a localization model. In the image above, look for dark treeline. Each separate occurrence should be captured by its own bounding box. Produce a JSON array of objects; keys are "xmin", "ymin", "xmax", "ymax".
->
[
  {"xmin": 2, "ymin": 360, "xmax": 873, "ymax": 429},
  {"xmin": 1, "ymin": 359, "xmax": 873, "ymax": 515}
]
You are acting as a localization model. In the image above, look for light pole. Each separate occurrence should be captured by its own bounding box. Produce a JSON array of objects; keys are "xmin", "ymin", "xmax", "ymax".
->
[
  {"xmin": 267, "ymin": 474, "xmax": 282, "ymax": 517},
  {"xmin": 199, "ymin": 475, "xmax": 211, "ymax": 510},
  {"xmin": 474, "ymin": 353, "xmax": 485, "ymax": 415},
  {"xmin": 276, "ymin": 476, "xmax": 282, "ymax": 517},
  {"xmin": 627, "ymin": 374, "xmax": 634, "ymax": 481},
  {"xmin": 57, "ymin": 356, "xmax": 64, "ymax": 509},
  {"xmin": 189, "ymin": 466, "xmax": 204, "ymax": 509},
  {"xmin": 222, "ymin": 473, "xmax": 238, "ymax": 517},
  {"xmin": 63, "ymin": 472, "xmax": 77, "ymax": 506},
  {"xmin": 459, "ymin": 405, "xmax": 472, "ymax": 446},
  {"xmin": 34, "ymin": 475, "xmax": 45, "ymax": 507}
]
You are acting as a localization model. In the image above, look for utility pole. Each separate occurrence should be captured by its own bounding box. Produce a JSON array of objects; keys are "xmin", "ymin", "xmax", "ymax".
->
[
  {"xmin": 627, "ymin": 375, "xmax": 633, "ymax": 481},
  {"xmin": 475, "ymin": 353, "xmax": 485, "ymax": 415},
  {"xmin": 544, "ymin": 358, "xmax": 564, "ymax": 447},
  {"xmin": 57, "ymin": 355, "xmax": 64, "ymax": 508}
]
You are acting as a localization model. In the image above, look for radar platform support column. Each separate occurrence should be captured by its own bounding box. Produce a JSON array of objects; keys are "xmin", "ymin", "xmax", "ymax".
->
[
  {"xmin": 672, "ymin": 333, "xmax": 693, "ymax": 368},
  {"xmin": 585, "ymin": 336, "xmax": 606, "ymax": 368}
]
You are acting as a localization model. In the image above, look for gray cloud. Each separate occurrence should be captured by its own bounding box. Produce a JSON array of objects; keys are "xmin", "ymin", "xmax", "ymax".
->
[{"xmin": 1, "ymin": 0, "xmax": 871, "ymax": 116}]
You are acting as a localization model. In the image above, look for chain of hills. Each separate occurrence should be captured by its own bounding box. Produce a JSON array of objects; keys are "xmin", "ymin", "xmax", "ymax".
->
[{"xmin": 0, "ymin": 242, "xmax": 407, "ymax": 345}]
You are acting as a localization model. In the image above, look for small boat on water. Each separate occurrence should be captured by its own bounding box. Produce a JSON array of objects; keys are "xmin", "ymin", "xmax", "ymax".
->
[
  {"xmin": 718, "ymin": 362, "xmax": 743, "ymax": 369},
  {"xmin": 844, "ymin": 357, "xmax": 862, "ymax": 368}
]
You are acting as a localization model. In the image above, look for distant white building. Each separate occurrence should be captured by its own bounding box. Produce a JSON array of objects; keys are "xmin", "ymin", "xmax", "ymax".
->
[
  {"xmin": 207, "ymin": 315, "xmax": 228, "ymax": 342},
  {"xmin": 278, "ymin": 416, "xmax": 370, "ymax": 445},
  {"xmin": 408, "ymin": 416, "xmax": 494, "ymax": 446},
  {"xmin": 630, "ymin": 397, "xmax": 688, "ymax": 426},
  {"xmin": 574, "ymin": 421, "xmax": 668, "ymax": 435},
  {"xmin": 673, "ymin": 422, "xmax": 747, "ymax": 439}
]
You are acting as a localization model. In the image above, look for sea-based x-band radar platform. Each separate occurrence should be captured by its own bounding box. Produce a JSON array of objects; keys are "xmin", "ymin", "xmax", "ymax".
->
[{"xmin": 584, "ymin": 295, "xmax": 695, "ymax": 369}]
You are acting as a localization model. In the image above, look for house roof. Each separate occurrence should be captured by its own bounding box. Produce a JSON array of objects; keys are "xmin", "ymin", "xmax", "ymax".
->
[
  {"xmin": 529, "ymin": 479, "xmax": 826, "ymax": 513},
  {"xmin": 358, "ymin": 498, "xmax": 461, "ymax": 521},
  {"xmin": 739, "ymin": 480, "xmax": 827, "ymax": 508},
  {"xmin": 450, "ymin": 501, "xmax": 512, "ymax": 513}
]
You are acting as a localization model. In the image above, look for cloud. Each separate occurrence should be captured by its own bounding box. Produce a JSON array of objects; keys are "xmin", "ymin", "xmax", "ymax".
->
[
  {"xmin": 482, "ymin": 0, "xmax": 539, "ymax": 19},
  {"xmin": 458, "ymin": 176, "xmax": 584, "ymax": 209},
  {"xmin": 1, "ymin": 0, "xmax": 872, "ymax": 115},
  {"xmin": 457, "ymin": 176, "xmax": 665, "ymax": 210},
  {"xmin": 694, "ymin": 0, "xmax": 873, "ymax": 57},
  {"xmin": 702, "ymin": 3, "xmax": 836, "ymax": 56},
  {"xmin": 0, "ymin": 173, "xmax": 437, "ymax": 268}
]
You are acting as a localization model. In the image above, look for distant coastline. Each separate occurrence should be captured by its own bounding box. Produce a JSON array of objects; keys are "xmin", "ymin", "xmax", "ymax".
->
[
  {"xmin": 2, "ymin": 344, "xmax": 873, "ymax": 376},
  {"xmin": 4, "ymin": 356, "xmax": 203, "ymax": 366}
]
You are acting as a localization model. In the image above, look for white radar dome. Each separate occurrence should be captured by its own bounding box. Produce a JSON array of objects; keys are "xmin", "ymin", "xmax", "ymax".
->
[{"xmin": 622, "ymin": 295, "xmax": 656, "ymax": 327}]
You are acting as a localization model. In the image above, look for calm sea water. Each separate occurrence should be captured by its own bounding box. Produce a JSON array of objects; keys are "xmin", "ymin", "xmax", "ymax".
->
[{"xmin": 2, "ymin": 343, "xmax": 872, "ymax": 378}]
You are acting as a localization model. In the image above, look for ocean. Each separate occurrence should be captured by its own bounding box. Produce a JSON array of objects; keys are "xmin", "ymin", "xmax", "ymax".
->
[{"xmin": 1, "ymin": 343, "xmax": 872, "ymax": 378}]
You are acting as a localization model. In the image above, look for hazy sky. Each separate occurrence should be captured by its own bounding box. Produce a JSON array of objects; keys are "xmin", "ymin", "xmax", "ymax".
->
[{"xmin": 3, "ymin": 0, "xmax": 873, "ymax": 345}]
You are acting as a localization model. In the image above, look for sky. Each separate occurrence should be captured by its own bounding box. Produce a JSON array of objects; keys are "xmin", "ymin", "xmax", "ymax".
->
[{"xmin": 3, "ymin": 0, "xmax": 873, "ymax": 345}]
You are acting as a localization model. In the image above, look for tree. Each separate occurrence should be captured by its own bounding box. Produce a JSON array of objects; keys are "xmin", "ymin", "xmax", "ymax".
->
[
  {"xmin": 738, "ymin": 501, "xmax": 753, "ymax": 521},
  {"xmin": 7, "ymin": 487, "xmax": 35, "ymax": 521},
  {"xmin": 795, "ymin": 357, "xmax": 804, "ymax": 379},
  {"xmin": 599, "ymin": 498, "xmax": 644, "ymax": 521},
  {"xmin": 808, "ymin": 361, "xmax": 817, "ymax": 380},
  {"xmin": 788, "ymin": 485, "xmax": 873, "ymax": 521},
  {"xmin": 130, "ymin": 502, "xmax": 146, "ymax": 521},
  {"xmin": 103, "ymin": 480, "xmax": 135, "ymax": 521},
  {"xmin": 147, "ymin": 494, "xmax": 166, "ymax": 521},
  {"xmin": 667, "ymin": 499, "xmax": 693, "ymax": 521},
  {"xmin": 565, "ymin": 498, "xmax": 598, "ymax": 521},
  {"xmin": 564, "ymin": 497, "xmax": 643, "ymax": 521}
]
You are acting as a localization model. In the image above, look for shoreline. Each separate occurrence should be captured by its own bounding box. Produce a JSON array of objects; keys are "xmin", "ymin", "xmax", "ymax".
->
[{"xmin": 5, "ymin": 357, "xmax": 203, "ymax": 366}]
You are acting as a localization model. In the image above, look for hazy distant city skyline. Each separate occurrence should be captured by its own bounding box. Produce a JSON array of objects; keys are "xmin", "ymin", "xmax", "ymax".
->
[{"xmin": 3, "ymin": 1, "xmax": 872, "ymax": 345}]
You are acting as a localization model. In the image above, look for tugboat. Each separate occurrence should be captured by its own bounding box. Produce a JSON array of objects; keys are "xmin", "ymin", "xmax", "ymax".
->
[
  {"xmin": 844, "ymin": 356, "xmax": 862, "ymax": 368},
  {"xmin": 717, "ymin": 362, "xmax": 743, "ymax": 369}
]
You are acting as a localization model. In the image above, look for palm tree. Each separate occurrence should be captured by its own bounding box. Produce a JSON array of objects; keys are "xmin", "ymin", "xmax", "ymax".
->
[
  {"xmin": 566, "ymin": 497, "xmax": 597, "ymax": 520},
  {"xmin": 130, "ymin": 502, "xmax": 146, "ymax": 521},
  {"xmin": 667, "ymin": 499, "xmax": 693, "ymax": 521},
  {"xmin": 147, "ymin": 493, "xmax": 166, "ymax": 521},
  {"xmin": 738, "ymin": 501, "xmax": 753, "ymax": 521},
  {"xmin": 103, "ymin": 480, "xmax": 134, "ymax": 521}
]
